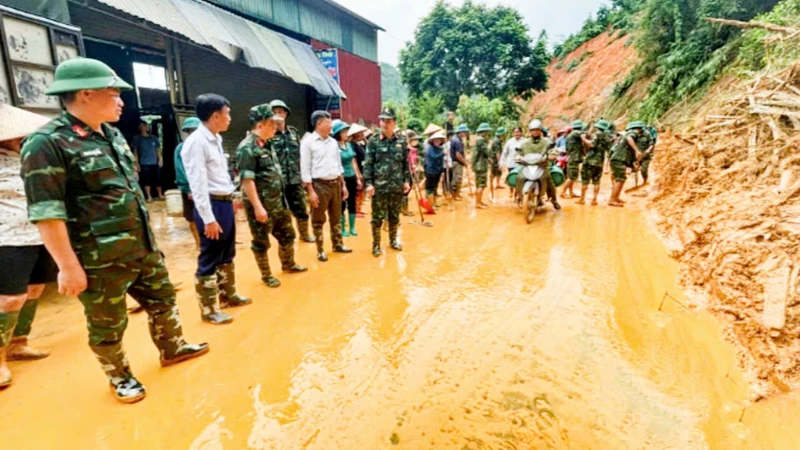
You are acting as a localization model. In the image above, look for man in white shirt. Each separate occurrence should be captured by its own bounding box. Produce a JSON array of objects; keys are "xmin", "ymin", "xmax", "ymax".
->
[
  {"xmin": 300, "ymin": 111, "xmax": 352, "ymax": 262},
  {"xmin": 182, "ymin": 94, "xmax": 251, "ymax": 325},
  {"xmin": 500, "ymin": 126, "xmax": 525, "ymax": 199}
]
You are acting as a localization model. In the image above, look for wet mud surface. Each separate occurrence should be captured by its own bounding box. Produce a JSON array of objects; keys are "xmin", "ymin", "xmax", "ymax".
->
[{"xmin": 2, "ymin": 187, "xmax": 800, "ymax": 449}]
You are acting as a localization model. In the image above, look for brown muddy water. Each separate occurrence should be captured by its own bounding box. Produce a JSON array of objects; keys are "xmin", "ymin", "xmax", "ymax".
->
[{"xmin": 2, "ymin": 189, "xmax": 800, "ymax": 449}]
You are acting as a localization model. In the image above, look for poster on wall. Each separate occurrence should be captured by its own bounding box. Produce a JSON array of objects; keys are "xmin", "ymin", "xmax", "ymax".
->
[
  {"xmin": 3, "ymin": 17, "xmax": 53, "ymax": 66},
  {"xmin": 314, "ymin": 48, "xmax": 341, "ymax": 117}
]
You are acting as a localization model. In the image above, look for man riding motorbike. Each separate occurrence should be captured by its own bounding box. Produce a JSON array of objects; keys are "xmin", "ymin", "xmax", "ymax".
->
[{"xmin": 515, "ymin": 120, "xmax": 561, "ymax": 211}]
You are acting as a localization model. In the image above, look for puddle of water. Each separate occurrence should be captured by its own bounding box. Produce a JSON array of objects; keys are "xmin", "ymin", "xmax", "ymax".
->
[{"xmin": 1, "ymin": 198, "xmax": 799, "ymax": 449}]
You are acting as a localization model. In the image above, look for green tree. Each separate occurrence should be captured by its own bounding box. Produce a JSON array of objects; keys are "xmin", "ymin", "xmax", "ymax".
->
[
  {"xmin": 409, "ymin": 92, "xmax": 447, "ymax": 127},
  {"xmin": 455, "ymin": 94, "xmax": 521, "ymax": 131},
  {"xmin": 399, "ymin": 0, "xmax": 548, "ymax": 109},
  {"xmin": 381, "ymin": 62, "xmax": 408, "ymax": 105}
]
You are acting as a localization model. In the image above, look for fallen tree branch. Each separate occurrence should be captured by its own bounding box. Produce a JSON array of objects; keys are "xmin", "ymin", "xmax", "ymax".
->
[{"xmin": 707, "ymin": 17, "xmax": 800, "ymax": 35}]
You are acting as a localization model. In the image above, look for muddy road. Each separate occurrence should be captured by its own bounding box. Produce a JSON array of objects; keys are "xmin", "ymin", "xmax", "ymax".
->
[{"xmin": 2, "ymin": 190, "xmax": 800, "ymax": 449}]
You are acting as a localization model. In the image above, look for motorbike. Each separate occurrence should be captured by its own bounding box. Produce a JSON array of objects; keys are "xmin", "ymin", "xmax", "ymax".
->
[{"xmin": 510, "ymin": 153, "xmax": 546, "ymax": 224}]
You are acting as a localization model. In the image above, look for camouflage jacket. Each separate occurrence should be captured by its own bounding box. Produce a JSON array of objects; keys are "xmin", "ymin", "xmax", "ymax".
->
[
  {"xmin": 585, "ymin": 131, "xmax": 611, "ymax": 167},
  {"xmin": 21, "ymin": 111, "xmax": 156, "ymax": 269},
  {"xmin": 271, "ymin": 126, "xmax": 302, "ymax": 186},
  {"xmin": 490, "ymin": 138, "xmax": 503, "ymax": 167},
  {"xmin": 566, "ymin": 130, "xmax": 585, "ymax": 160},
  {"xmin": 363, "ymin": 131, "xmax": 410, "ymax": 194},
  {"xmin": 610, "ymin": 131, "xmax": 637, "ymax": 166},
  {"xmin": 236, "ymin": 133, "xmax": 287, "ymax": 212},
  {"xmin": 472, "ymin": 137, "xmax": 492, "ymax": 172}
]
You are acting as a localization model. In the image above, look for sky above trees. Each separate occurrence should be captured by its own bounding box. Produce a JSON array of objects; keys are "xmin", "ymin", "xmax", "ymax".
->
[{"xmin": 335, "ymin": 0, "xmax": 608, "ymax": 65}]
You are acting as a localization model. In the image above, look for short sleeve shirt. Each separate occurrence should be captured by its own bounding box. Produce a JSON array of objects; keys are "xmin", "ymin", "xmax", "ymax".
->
[{"xmin": 132, "ymin": 135, "xmax": 159, "ymax": 166}]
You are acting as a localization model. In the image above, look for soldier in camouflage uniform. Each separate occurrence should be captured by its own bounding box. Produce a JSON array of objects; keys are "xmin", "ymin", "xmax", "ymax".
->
[
  {"xmin": 472, "ymin": 123, "xmax": 493, "ymax": 208},
  {"xmin": 364, "ymin": 107, "xmax": 411, "ymax": 257},
  {"xmin": 490, "ymin": 127, "xmax": 506, "ymax": 195},
  {"xmin": 637, "ymin": 126, "xmax": 656, "ymax": 185},
  {"xmin": 562, "ymin": 120, "xmax": 589, "ymax": 199},
  {"xmin": 608, "ymin": 121, "xmax": 646, "ymax": 207},
  {"xmin": 577, "ymin": 120, "xmax": 612, "ymax": 206},
  {"xmin": 270, "ymin": 100, "xmax": 315, "ymax": 243},
  {"xmin": 20, "ymin": 58, "xmax": 208, "ymax": 403},
  {"xmin": 517, "ymin": 120, "xmax": 561, "ymax": 210},
  {"xmin": 237, "ymin": 104, "xmax": 307, "ymax": 288}
]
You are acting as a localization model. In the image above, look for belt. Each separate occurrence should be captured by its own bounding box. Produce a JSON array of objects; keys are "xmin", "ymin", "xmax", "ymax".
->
[
  {"xmin": 210, "ymin": 194, "xmax": 233, "ymax": 202},
  {"xmin": 313, "ymin": 178, "xmax": 340, "ymax": 185}
]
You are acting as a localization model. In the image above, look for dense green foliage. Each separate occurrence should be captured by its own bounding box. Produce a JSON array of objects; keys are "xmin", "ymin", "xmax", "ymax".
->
[
  {"xmin": 562, "ymin": 0, "xmax": 781, "ymax": 121},
  {"xmin": 381, "ymin": 63, "xmax": 408, "ymax": 105},
  {"xmin": 553, "ymin": 0, "xmax": 644, "ymax": 59},
  {"xmin": 737, "ymin": 0, "xmax": 800, "ymax": 72},
  {"xmin": 455, "ymin": 94, "xmax": 523, "ymax": 132},
  {"xmin": 399, "ymin": 0, "xmax": 548, "ymax": 110}
]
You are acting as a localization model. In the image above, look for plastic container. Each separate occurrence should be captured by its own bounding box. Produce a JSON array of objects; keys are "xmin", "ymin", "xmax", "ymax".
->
[
  {"xmin": 506, "ymin": 167, "xmax": 521, "ymax": 187},
  {"xmin": 550, "ymin": 165, "xmax": 566, "ymax": 187},
  {"xmin": 165, "ymin": 190, "xmax": 183, "ymax": 217}
]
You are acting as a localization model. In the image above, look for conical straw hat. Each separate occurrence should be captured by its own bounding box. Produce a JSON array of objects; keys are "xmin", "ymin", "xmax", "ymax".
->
[
  {"xmin": 423, "ymin": 123, "xmax": 443, "ymax": 136},
  {"xmin": 0, "ymin": 103, "xmax": 51, "ymax": 142}
]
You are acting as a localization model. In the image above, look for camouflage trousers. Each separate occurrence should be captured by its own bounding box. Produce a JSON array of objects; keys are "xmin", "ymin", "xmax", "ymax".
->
[
  {"xmin": 372, "ymin": 192, "xmax": 403, "ymax": 244},
  {"xmin": 244, "ymin": 199, "xmax": 296, "ymax": 278},
  {"xmin": 451, "ymin": 164, "xmax": 464, "ymax": 195},
  {"xmin": 285, "ymin": 183, "xmax": 311, "ymax": 237},
  {"xmin": 475, "ymin": 167, "xmax": 488, "ymax": 189},
  {"xmin": 79, "ymin": 252, "xmax": 185, "ymax": 379}
]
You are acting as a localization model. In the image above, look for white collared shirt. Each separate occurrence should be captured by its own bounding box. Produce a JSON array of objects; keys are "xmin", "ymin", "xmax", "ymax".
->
[
  {"xmin": 0, "ymin": 148, "xmax": 42, "ymax": 246},
  {"xmin": 300, "ymin": 131, "xmax": 343, "ymax": 183},
  {"xmin": 181, "ymin": 123, "xmax": 235, "ymax": 224},
  {"xmin": 501, "ymin": 137, "xmax": 525, "ymax": 168}
]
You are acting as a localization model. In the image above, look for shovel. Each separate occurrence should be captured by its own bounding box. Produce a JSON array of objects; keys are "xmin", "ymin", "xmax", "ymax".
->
[{"xmin": 409, "ymin": 164, "xmax": 433, "ymax": 227}]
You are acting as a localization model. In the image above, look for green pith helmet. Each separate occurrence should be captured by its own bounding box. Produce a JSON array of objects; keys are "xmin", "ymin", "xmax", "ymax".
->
[
  {"xmin": 496, "ymin": 127, "xmax": 507, "ymax": 136},
  {"xmin": 455, "ymin": 124, "xmax": 470, "ymax": 134},
  {"xmin": 248, "ymin": 103, "xmax": 274, "ymax": 124},
  {"xmin": 270, "ymin": 99, "xmax": 291, "ymax": 116},
  {"xmin": 626, "ymin": 121, "xmax": 646, "ymax": 131},
  {"xmin": 378, "ymin": 106, "xmax": 396, "ymax": 120},
  {"xmin": 594, "ymin": 119, "xmax": 611, "ymax": 133},
  {"xmin": 571, "ymin": 120, "xmax": 585, "ymax": 131},
  {"xmin": 332, "ymin": 119, "xmax": 350, "ymax": 137},
  {"xmin": 476, "ymin": 122, "xmax": 492, "ymax": 133},
  {"xmin": 45, "ymin": 58, "xmax": 132, "ymax": 95},
  {"xmin": 181, "ymin": 117, "xmax": 201, "ymax": 131}
]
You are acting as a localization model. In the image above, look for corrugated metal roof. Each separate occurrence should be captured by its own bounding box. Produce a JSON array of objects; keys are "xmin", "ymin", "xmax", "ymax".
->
[
  {"xmin": 95, "ymin": 0, "xmax": 346, "ymax": 98},
  {"xmin": 281, "ymin": 35, "xmax": 347, "ymax": 99}
]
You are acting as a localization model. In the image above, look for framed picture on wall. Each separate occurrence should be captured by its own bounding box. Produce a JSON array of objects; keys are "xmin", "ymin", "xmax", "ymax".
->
[
  {"xmin": 12, "ymin": 66, "xmax": 58, "ymax": 109},
  {"xmin": 54, "ymin": 31, "xmax": 80, "ymax": 64},
  {"xmin": 2, "ymin": 16, "xmax": 53, "ymax": 66}
]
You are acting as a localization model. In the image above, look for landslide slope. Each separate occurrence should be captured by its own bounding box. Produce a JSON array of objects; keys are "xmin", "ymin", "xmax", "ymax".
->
[{"xmin": 526, "ymin": 31, "xmax": 640, "ymax": 129}]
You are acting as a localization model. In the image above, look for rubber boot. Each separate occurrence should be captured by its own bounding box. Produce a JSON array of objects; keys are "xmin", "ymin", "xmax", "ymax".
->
[
  {"xmin": 389, "ymin": 225, "xmax": 403, "ymax": 251},
  {"xmin": 315, "ymin": 230, "xmax": 328, "ymax": 262},
  {"xmin": 145, "ymin": 302, "xmax": 209, "ymax": 367},
  {"xmin": 90, "ymin": 343, "xmax": 146, "ymax": 403},
  {"xmin": 279, "ymin": 245, "xmax": 307, "ymax": 274},
  {"xmin": 298, "ymin": 219, "xmax": 315, "ymax": 243},
  {"xmin": 253, "ymin": 250, "xmax": 281, "ymax": 288},
  {"xmin": 0, "ymin": 311, "xmax": 20, "ymax": 388},
  {"xmin": 341, "ymin": 214, "xmax": 350, "ymax": 237},
  {"xmin": 217, "ymin": 263, "xmax": 253, "ymax": 307},
  {"xmin": 348, "ymin": 213, "xmax": 358, "ymax": 236},
  {"xmin": 195, "ymin": 275, "xmax": 233, "ymax": 325},
  {"xmin": 372, "ymin": 223, "xmax": 382, "ymax": 257}
]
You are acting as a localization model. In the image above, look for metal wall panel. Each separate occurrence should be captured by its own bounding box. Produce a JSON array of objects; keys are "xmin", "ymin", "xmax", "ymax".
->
[
  {"xmin": 206, "ymin": 0, "xmax": 272, "ymax": 21},
  {"xmin": 179, "ymin": 42, "xmax": 310, "ymax": 156},
  {"xmin": 271, "ymin": 0, "xmax": 299, "ymax": 32},
  {"xmin": 298, "ymin": 1, "xmax": 341, "ymax": 48},
  {"xmin": 352, "ymin": 24, "xmax": 377, "ymax": 62}
]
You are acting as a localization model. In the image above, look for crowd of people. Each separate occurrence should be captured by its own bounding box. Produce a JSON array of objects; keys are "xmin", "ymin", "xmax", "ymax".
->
[{"xmin": 0, "ymin": 57, "xmax": 657, "ymax": 404}]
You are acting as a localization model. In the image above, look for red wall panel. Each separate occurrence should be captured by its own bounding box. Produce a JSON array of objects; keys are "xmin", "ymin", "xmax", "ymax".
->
[{"xmin": 310, "ymin": 39, "xmax": 381, "ymax": 126}]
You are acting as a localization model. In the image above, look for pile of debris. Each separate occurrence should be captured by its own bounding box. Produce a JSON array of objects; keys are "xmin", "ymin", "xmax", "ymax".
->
[{"xmin": 652, "ymin": 62, "xmax": 800, "ymax": 398}]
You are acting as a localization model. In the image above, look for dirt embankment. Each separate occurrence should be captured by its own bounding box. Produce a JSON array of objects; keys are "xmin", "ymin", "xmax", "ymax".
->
[
  {"xmin": 526, "ymin": 31, "xmax": 639, "ymax": 130},
  {"xmin": 652, "ymin": 64, "xmax": 800, "ymax": 398}
]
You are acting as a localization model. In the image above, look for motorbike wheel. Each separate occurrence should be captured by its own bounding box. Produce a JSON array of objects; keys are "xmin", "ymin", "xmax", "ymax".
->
[{"xmin": 525, "ymin": 191, "xmax": 537, "ymax": 224}]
